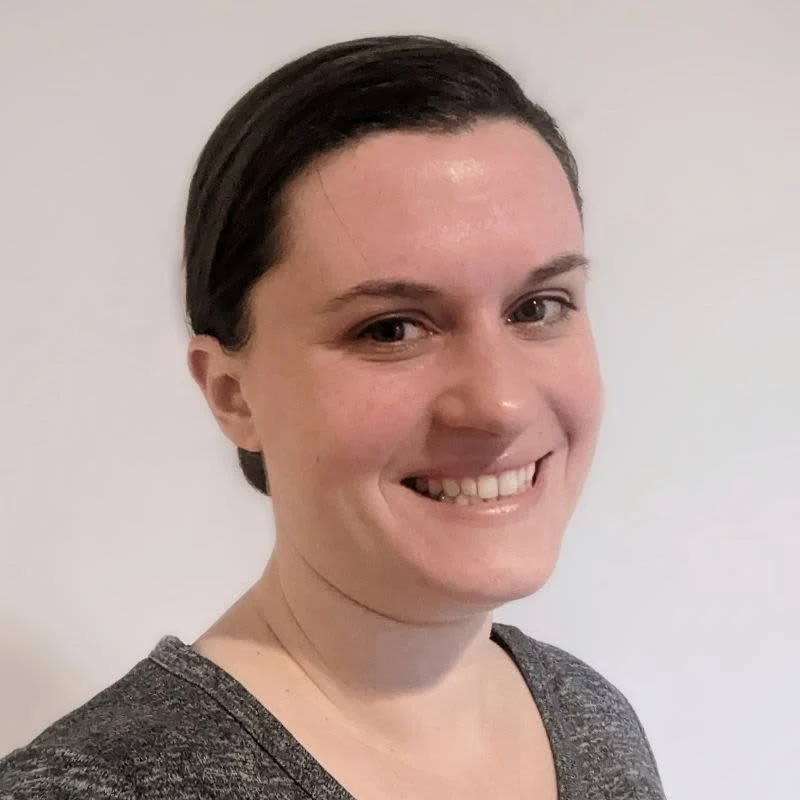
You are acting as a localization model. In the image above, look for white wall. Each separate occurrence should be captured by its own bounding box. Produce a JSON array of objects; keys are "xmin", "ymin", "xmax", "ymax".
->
[{"xmin": 1, "ymin": 1, "xmax": 797, "ymax": 797}]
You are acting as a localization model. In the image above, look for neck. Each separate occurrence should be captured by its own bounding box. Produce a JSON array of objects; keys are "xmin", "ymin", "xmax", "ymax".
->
[{"xmin": 239, "ymin": 543, "xmax": 499, "ymax": 751}]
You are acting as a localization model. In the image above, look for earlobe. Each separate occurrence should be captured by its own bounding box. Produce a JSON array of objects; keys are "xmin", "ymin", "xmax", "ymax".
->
[{"xmin": 187, "ymin": 336, "xmax": 261, "ymax": 452}]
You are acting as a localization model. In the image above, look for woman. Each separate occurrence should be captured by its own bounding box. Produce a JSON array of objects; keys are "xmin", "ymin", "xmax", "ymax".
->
[{"xmin": 0, "ymin": 35, "xmax": 666, "ymax": 799}]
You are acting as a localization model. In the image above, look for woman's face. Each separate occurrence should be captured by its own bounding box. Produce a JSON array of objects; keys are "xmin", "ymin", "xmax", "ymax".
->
[{"xmin": 234, "ymin": 119, "xmax": 602, "ymax": 620}]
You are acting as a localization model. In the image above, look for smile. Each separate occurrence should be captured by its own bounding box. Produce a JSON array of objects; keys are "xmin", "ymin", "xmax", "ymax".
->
[{"xmin": 401, "ymin": 459, "xmax": 543, "ymax": 505}]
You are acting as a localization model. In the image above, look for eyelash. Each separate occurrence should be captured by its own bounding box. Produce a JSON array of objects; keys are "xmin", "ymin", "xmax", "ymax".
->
[{"xmin": 353, "ymin": 294, "xmax": 578, "ymax": 349}]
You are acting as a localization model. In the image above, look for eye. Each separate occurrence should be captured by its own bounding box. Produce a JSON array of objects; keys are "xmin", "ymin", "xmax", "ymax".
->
[
  {"xmin": 509, "ymin": 295, "xmax": 576, "ymax": 326},
  {"xmin": 357, "ymin": 317, "xmax": 428, "ymax": 344}
]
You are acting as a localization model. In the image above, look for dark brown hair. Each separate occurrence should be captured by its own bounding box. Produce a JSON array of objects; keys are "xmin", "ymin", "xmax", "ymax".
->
[{"xmin": 183, "ymin": 35, "xmax": 581, "ymax": 495}]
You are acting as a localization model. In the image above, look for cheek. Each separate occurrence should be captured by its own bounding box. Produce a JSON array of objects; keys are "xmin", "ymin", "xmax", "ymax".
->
[
  {"xmin": 550, "ymin": 334, "xmax": 604, "ymax": 445},
  {"xmin": 265, "ymin": 359, "xmax": 424, "ymax": 482}
]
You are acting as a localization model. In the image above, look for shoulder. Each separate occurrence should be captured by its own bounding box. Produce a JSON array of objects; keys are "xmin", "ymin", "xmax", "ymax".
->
[
  {"xmin": 494, "ymin": 622, "xmax": 653, "ymax": 731},
  {"xmin": 493, "ymin": 623, "xmax": 665, "ymax": 798},
  {"xmin": 0, "ymin": 642, "xmax": 240, "ymax": 798},
  {"xmin": 0, "ymin": 745, "xmax": 135, "ymax": 799}
]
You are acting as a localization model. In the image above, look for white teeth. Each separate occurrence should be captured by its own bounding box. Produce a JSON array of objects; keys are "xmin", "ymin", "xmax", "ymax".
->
[
  {"xmin": 408, "ymin": 460, "xmax": 540, "ymax": 503},
  {"xmin": 477, "ymin": 475, "xmax": 499, "ymax": 500},
  {"xmin": 460, "ymin": 477, "xmax": 478, "ymax": 496},
  {"xmin": 498, "ymin": 469, "xmax": 519, "ymax": 497},
  {"xmin": 442, "ymin": 479, "xmax": 461, "ymax": 498}
]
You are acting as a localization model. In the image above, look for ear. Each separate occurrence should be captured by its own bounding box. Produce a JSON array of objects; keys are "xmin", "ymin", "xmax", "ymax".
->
[{"xmin": 187, "ymin": 335, "xmax": 261, "ymax": 452}]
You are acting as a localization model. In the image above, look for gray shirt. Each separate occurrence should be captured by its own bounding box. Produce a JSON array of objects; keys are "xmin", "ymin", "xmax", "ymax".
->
[{"xmin": 0, "ymin": 624, "xmax": 666, "ymax": 798}]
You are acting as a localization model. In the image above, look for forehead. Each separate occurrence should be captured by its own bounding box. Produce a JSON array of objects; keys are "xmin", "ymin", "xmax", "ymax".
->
[{"xmin": 279, "ymin": 120, "xmax": 582, "ymax": 288}]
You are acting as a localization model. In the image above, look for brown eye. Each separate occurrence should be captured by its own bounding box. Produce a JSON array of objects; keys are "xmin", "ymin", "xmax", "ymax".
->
[
  {"xmin": 359, "ymin": 317, "xmax": 427, "ymax": 344},
  {"xmin": 510, "ymin": 296, "xmax": 575, "ymax": 326}
]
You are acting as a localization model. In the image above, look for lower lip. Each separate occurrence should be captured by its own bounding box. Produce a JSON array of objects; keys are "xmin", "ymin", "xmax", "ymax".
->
[{"xmin": 400, "ymin": 455, "xmax": 552, "ymax": 528}]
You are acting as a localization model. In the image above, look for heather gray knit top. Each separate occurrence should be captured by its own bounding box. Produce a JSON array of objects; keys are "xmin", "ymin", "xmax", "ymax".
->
[{"xmin": 0, "ymin": 624, "xmax": 665, "ymax": 799}]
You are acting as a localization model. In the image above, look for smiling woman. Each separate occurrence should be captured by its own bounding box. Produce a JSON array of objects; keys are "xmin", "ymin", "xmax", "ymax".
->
[{"xmin": 0, "ymin": 35, "xmax": 665, "ymax": 800}]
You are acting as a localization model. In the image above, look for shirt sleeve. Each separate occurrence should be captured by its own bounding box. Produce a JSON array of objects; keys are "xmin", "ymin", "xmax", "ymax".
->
[{"xmin": 0, "ymin": 745, "xmax": 136, "ymax": 799}]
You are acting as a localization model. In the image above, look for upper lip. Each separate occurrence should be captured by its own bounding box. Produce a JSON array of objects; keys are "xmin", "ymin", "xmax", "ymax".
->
[{"xmin": 403, "ymin": 453, "xmax": 549, "ymax": 481}]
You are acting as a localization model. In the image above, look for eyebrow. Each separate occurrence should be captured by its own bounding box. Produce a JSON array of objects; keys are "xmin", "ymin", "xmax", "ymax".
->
[{"xmin": 319, "ymin": 252, "xmax": 590, "ymax": 314}]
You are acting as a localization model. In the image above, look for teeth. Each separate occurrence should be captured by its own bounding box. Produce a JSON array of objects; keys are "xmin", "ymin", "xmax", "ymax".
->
[
  {"xmin": 460, "ymin": 477, "xmax": 478, "ymax": 496},
  {"xmin": 477, "ymin": 475, "xmax": 498, "ymax": 500},
  {"xmin": 407, "ymin": 461, "xmax": 539, "ymax": 503},
  {"xmin": 442, "ymin": 479, "xmax": 461, "ymax": 498},
  {"xmin": 498, "ymin": 469, "xmax": 519, "ymax": 497}
]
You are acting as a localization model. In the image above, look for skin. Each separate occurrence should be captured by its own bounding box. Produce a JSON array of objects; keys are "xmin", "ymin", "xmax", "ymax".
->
[{"xmin": 187, "ymin": 119, "xmax": 603, "ymax": 793}]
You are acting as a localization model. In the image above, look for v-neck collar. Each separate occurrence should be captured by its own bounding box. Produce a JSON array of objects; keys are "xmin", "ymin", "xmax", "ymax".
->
[{"xmin": 149, "ymin": 623, "xmax": 576, "ymax": 799}]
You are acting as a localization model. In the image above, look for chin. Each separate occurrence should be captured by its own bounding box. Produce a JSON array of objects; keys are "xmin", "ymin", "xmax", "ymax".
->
[{"xmin": 405, "ymin": 547, "xmax": 562, "ymax": 618}]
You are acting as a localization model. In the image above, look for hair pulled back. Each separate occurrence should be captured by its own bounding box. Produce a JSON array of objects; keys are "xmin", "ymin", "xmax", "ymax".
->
[{"xmin": 183, "ymin": 35, "xmax": 581, "ymax": 495}]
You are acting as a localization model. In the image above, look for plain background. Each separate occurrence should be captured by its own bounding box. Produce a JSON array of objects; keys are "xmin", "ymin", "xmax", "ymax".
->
[{"xmin": 1, "ymin": 1, "xmax": 798, "ymax": 797}]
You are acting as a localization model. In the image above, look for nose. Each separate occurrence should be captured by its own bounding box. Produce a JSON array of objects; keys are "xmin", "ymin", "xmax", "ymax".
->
[{"xmin": 430, "ymin": 327, "xmax": 542, "ymax": 438}]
